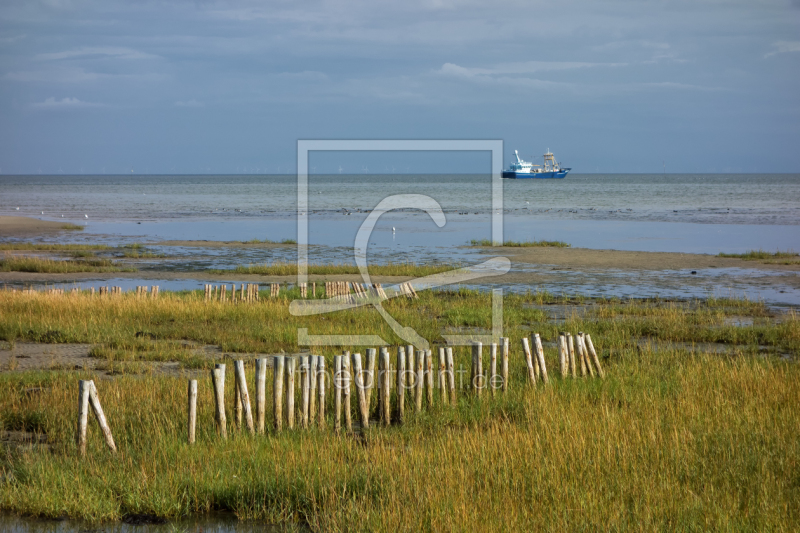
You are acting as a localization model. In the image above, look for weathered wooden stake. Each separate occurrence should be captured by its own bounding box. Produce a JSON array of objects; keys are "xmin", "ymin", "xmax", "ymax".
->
[
  {"xmin": 234, "ymin": 367, "xmax": 243, "ymax": 430},
  {"xmin": 255, "ymin": 358, "xmax": 267, "ymax": 434},
  {"xmin": 396, "ymin": 346, "xmax": 406, "ymax": 423},
  {"xmin": 414, "ymin": 350, "xmax": 424, "ymax": 412},
  {"xmin": 585, "ymin": 334, "xmax": 605, "ymax": 378},
  {"xmin": 273, "ymin": 356, "xmax": 285, "ymax": 431},
  {"xmin": 352, "ymin": 353, "xmax": 369, "ymax": 429},
  {"xmin": 300, "ymin": 356, "xmax": 310, "ymax": 429},
  {"xmin": 334, "ymin": 355, "xmax": 343, "ymax": 432},
  {"xmin": 234, "ymin": 360, "xmax": 255, "ymax": 434},
  {"xmin": 501, "ymin": 337, "xmax": 509, "ymax": 392},
  {"xmin": 381, "ymin": 349, "xmax": 391, "ymax": 425},
  {"xmin": 286, "ymin": 357, "xmax": 296, "ymax": 429},
  {"xmin": 567, "ymin": 333, "xmax": 577, "ymax": 378},
  {"xmin": 446, "ymin": 347, "xmax": 456, "ymax": 404},
  {"xmin": 425, "ymin": 350, "xmax": 434, "ymax": 407},
  {"xmin": 521, "ymin": 338, "xmax": 536, "ymax": 385},
  {"xmin": 472, "ymin": 342, "xmax": 484, "ymax": 395},
  {"xmin": 188, "ymin": 379, "xmax": 197, "ymax": 444},
  {"xmin": 533, "ymin": 334, "xmax": 550, "ymax": 384},
  {"xmin": 77, "ymin": 380, "xmax": 90, "ymax": 456},
  {"xmin": 578, "ymin": 333, "xmax": 594, "ymax": 378},
  {"xmin": 438, "ymin": 347, "xmax": 447, "ymax": 404},
  {"xmin": 365, "ymin": 348, "xmax": 376, "ymax": 415},
  {"xmin": 309, "ymin": 355, "xmax": 318, "ymax": 420},
  {"xmin": 317, "ymin": 356, "xmax": 326, "ymax": 429},
  {"xmin": 489, "ymin": 343, "xmax": 498, "ymax": 396},
  {"xmin": 212, "ymin": 364, "xmax": 227, "ymax": 438},
  {"xmin": 342, "ymin": 351, "xmax": 352, "ymax": 431},
  {"xmin": 87, "ymin": 381, "xmax": 117, "ymax": 453},
  {"xmin": 407, "ymin": 347, "xmax": 416, "ymax": 406},
  {"xmin": 558, "ymin": 334, "xmax": 567, "ymax": 378}
]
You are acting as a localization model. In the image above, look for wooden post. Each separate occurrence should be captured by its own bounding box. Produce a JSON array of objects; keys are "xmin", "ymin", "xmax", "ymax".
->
[
  {"xmin": 273, "ymin": 356, "xmax": 285, "ymax": 431},
  {"xmin": 255, "ymin": 358, "xmax": 267, "ymax": 434},
  {"xmin": 309, "ymin": 355, "xmax": 318, "ymax": 421},
  {"xmin": 576, "ymin": 332, "xmax": 588, "ymax": 377},
  {"xmin": 407, "ymin": 347, "xmax": 416, "ymax": 407},
  {"xmin": 578, "ymin": 333, "xmax": 594, "ymax": 378},
  {"xmin": 342, "ymin": 351, "xmax": 352, "ymax": 431},
  {"xmin": 425, "ymin": 349, "xmax": 434, "ymax": 407},
  {"xmin": 446, "ymin": 347, "xmax": 456, "ymax": 404},
  {"xmin": 438, "ymin": 347, "xmax": 447, "ymax": 405},
  {"xmin": 558, "ymin": 334, "xmax": 567, "ymax": 378},
  {"xmin": 188, "ymin": 379, "xmax": 197, "ymax": 444},
  {"xmin": 521, "ymin": 338, "xmax": 536, "ymax": 385},
  {"xmin": 317, "ymin": 356, "xmax": 326, "ymax": 429},
  {"xmin": 585, "ymin": 334, "xmax": 605, "ymax": 378},
  {"xmin": 77, "ymin": 380, "xmax": 90, "ymax": 456},
  {"xmin": 352, "ymin": 353, "xmax": 369, "ymax": 429},
  {"xmin": 365, "ymin": 349, "xmax": 376, "ymax": 416},
  {"xmin": 300, "ymin": 356, "xmax": 310, "ymax": 429},
  {"xmin": 533, "ymin": 334, "xmax": 549, "ymax": 384},
  {"xmin": 501, "ymin": 337, "xmax": 509, "ymax": 393},
  {"xmin": 234, "ymin": 360, "xmax": 255, "ymax": 434},
  {"xmin": 286, "ymin": 357, "xmax": 296, "ymax": 429},
  {"xmin": 87, "ymin": 381, "xmax": 117, "ymax": 453},
  {"xmin": 567, "ymin": 333, "xmax": 577, "ymax": 378},
  {"xmin": 334, "ymin": 355, "xmax": 343, "ymax": 432},
  {"xmin": 212, "ymin": 364, "xmax": 227, "ymax": 439},
  {"xmin": 234, "ymin": 366, "xmax": 243, "ymax": 430},
  {"xmin": 472, "ymin": 342, "xmax": 483, "ymax": 395},
  {"xmin": 489, "ymin": 343, "xmax": 498, "ymax": 396},
  {"xmin": 396, "ymin": 346, "xmax": 406, "ymax": 423},
  {"xmin": 381, "ymin": 349, "xmax": 391, "ymax": 426},
  {"xmin": 415, "ymin": 350, "xmax": 424, "ymax": 412}
]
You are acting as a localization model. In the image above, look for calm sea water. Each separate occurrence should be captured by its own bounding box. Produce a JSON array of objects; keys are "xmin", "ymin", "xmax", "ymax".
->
[{"xmin": 1, "ymin": 173, "xmax": 799, "ymax": 254}]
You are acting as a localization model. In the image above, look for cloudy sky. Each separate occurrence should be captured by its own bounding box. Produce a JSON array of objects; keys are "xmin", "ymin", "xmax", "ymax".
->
[{"xmin": 1, "ymin": 0, "xmax": 798, "ymax": 174}]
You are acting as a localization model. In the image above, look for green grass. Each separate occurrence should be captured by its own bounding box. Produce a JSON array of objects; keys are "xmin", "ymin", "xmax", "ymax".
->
[
  {"xmin": 0, "ymin": 289, "xmax": 798, "ymax": 529},
  {"xmin": 208, "ymin": 261, "xmax": 461, "ymax": 277},
  {"xmin": 718, "ymin": 249, "xmax": 800, "ymax": 264},
  {"xmin": 59, "ymin": 224, "xmax": 84, "ymax": 231},
  {"xmin": 0, "ymin": 256, "xmax": 135, "ymax": 274},
  {"xmin": 470, "ymin": 239, "xmax": 571, "ymax": 248}
]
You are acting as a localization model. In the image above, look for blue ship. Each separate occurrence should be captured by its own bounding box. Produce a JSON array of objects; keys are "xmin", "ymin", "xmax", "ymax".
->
[{"xmin": 502, "ymin": 149, "xmax": 570, "ymax": 179}]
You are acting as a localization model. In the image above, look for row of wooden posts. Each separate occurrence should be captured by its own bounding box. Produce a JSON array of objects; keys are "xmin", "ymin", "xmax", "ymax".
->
[
  {"xmin": 15, "ymin": 286, "xmax": 142, "ymax": 296},
  {"xmin": 185, "ymin": 333, "xmax": 604, "ymax": 442},
  {"xmin": 75, "ymin": 333, "xmax": 605, "ymax": 452},
  {"xmin": 204, "ymin": 283, "xmax": 267, "ymax": 303},
  {"xmin": 135, "ymin": 285, "xmax": 159, "ymax": 297}
]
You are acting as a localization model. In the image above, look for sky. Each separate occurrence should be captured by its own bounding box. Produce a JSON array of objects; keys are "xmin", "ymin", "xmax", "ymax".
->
[{"xmin": 0, "ymin": 0, "xmax": 799, "ymax": 174}]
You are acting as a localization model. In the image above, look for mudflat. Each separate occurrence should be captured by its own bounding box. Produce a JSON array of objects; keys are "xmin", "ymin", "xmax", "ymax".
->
[{"xmin": 0, "ymin": 215, "xmax": 82, "ymax": 235}]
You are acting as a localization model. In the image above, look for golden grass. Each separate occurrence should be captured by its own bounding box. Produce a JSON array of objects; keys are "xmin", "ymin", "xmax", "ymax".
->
[
  {"xmin": 0, "ymin": 256, "xmax": 134, "ymax": 274},
  {"xmin": 0, "ymin": 347, "xmax": 797, "ymax": 530},
  {"xmin": 0, "ymin": 290, "xmax": 797, "ymax": 529}
]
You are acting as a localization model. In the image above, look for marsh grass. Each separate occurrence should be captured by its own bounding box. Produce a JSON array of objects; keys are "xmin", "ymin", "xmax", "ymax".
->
[
  {"xmin": 0, "ymin": 244, "xmax": 111, "ymax": 252},
  {"xmin": 470, "ymin": 239, "xmax": 571, "ymax": 247},
  {"xmin": 0, "ymin": 256, "xmax": 135, "ymax": 274},
  {"xmin": 59, "ymin": 224, "xmax": 84, "ymax": 231},
  {"xmin": 209, "ymin": 261, "xmax": 461, "ymax": 277},
  {"xmin": 241, "ymin": 238, "xmax": 298, "ymax": 245},
  {"xmin": 0, "ymin": 347, "xmax": 797, "ymax": 530},
  {"xmin": 0, "ymin": 290, "xmax": 798, "ymax": 529},
  {"xmin": 718, "ymin": 249, "xmax": 800, "ymax": 264}
]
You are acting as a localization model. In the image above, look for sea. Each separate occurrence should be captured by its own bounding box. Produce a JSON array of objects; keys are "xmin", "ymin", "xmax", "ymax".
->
[{"xmin": 1, "ymin": 173, "xmax": 799, "ymax": 305}]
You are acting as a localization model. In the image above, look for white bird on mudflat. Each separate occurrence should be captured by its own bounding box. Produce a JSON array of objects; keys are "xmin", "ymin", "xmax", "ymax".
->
[
  {"xmin": 41, "ymin": 211, "xmax": 44, "ymax": 215},
  {"xmin": 84, "ymin": 214, "xmax": 88, "ymax": 219},
  {"xmin": 392, "ymin": 227, "xmax": 396, "ymax": 232},
  {"xmin": 15, "ymin": 207, "xmax": 19, "ymax": 210}
]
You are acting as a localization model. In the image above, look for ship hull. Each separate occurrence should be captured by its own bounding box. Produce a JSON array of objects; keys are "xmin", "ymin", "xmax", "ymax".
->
[{"xmin": 502, "ymin": 169, "xmax": 570, "ymax": 179}]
